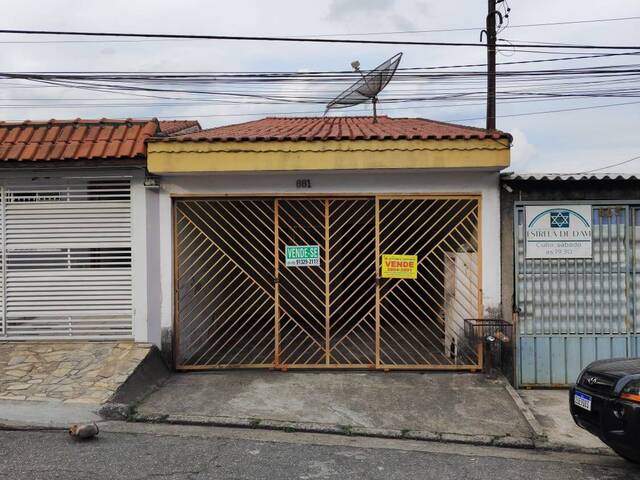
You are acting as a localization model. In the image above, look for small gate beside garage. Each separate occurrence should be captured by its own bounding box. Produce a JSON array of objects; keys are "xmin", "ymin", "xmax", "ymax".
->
[
  {"xmin": 174, "ymin": 195, "xmax": 482, "ymax": 370},
  {"xmin": 515, "ymin": 204, "xmax": 640, "ymax": 386},
  {"xmin": 0, "ymin": 176, "xmax": 134, "ymax": 339}
]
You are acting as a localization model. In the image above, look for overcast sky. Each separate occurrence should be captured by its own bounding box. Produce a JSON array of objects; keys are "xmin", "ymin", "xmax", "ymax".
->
[{"xmin": 1, "ymin": 0, "xmax": 639, "ymax": 173}]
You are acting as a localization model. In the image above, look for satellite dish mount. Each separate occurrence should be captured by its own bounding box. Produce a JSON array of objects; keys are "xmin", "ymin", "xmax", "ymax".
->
[{"xmin": 326, "ymin": 52, "xmax": 402, "ymax": 123}]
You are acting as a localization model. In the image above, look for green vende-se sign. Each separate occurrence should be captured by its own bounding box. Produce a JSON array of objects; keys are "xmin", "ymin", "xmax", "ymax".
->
[{"xmin": 285, "ymin": 245, "xmax": 320, "ymax": 267}]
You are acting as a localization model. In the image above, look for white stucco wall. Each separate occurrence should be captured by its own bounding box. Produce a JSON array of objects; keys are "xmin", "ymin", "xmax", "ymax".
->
[
  {"xmin": 143, "ymin": 185, "xmax": 162, "ymax": 346},
  {"xmin": 130, "ymin": 172, "xmax": 149, "ymax": 343},
  {"xmin": 151, "ymin": 169, "xmax": 502, "ymax": 341}
]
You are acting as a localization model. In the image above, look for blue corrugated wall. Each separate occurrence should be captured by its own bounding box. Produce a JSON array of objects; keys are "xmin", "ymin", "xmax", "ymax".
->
[{"xmin": 518, "ymin": 335, "xmax": 633, "ymax": 386}]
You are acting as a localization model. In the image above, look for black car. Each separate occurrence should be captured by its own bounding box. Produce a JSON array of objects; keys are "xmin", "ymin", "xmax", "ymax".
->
[{"xmin": 570, "ymin": 358, "xmax": 640, "ymax": 463}]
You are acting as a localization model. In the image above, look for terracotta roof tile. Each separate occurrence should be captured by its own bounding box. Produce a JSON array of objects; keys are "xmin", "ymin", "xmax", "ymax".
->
[
  {"xmin": 34, "ymin": 143, "xmax": 51, "ymax": 161},
  {"xmin": 154, "ymin": 116, "xmax": 511, "ymax": 143},
  {"xmin": 50, "ymin": 142, "xmax": 66, "ymax": 159},
  {"xmin": 0, "ymin": 118, "xmax": 201, "ymax": 162},
  {"xmin": 157, "ymin": 120, "xmax": 201, "ymax": 136}
]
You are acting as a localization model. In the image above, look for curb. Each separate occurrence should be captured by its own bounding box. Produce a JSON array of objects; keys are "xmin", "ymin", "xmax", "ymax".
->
[
  {"xmin": 0, "ymin": 412, "xmax": 614, "ymax": 457},
  {"xmin": 0, "ymin": 422, "xmax": 67, "ymax": 432},
  {"xmin": 132, "ymin": 412, "xmax": 616, "ymax": 456},
  {"xmin": 499, "ymin": 381, "xmax": 616, "ymax": 457},
  {"xmin": 502, "ymin": 381, "xmax": 547, "ymax": 441},
  {"xmin": 0, "ymin": 418, "xmax": 111, "ymax": 432},
  {"xmin": 533, "ymin": 438, "xmax": 616, "ymax": 457},
  {"xmin": 133, "ymin": 411, "xmax": 537, "ymax": 450}
]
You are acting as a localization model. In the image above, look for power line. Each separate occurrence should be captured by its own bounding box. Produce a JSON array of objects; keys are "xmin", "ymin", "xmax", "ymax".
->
[
  {"xmin": 312, "ymin": 15, "xmax": 640, "ymax": 37},
  {"xmin": 155, "ymin": 98, "xmax": 640, "ymax": 120},
  {"xmin": 451, "ymin": 99, "xmax": 640, "ymax": 122},
  {"xmin": 579, "ymin": 154, "xmax": 640, "ymax": 173},
  {"xmin": 0, "ymin": 29, "xmax": 639, "ymax": 50},
  {"xmin": 494, "ymin": 15, "xmax": 640, "ymax": 29},
  {"xmin": 125, "ymin": 99, "xmax": 640, "ymax": 120},
  {"xmin": 7, "ymin": 63, "xmax": 640, "ymax": 81},
  {"xmin": 1, "ymin": 16, "xmax": 639, "ymax": 44},
  {"xmin": 1, "ymin": 62, "xmax": 637, "ymax": 108},
  {"xmin": 0, "ymin": 51, "xmax": 636, "ymax": 77},
  {"xmin": 4, "ymin": 61, "xmax": 638, "ymax": 79},
  {"xmin": 0, "ymin": 94, "xmax": 635, "ymax": 121},
  {"xmin": 0, "ymin": 95, "xmax": 608, "ymax": 110}
]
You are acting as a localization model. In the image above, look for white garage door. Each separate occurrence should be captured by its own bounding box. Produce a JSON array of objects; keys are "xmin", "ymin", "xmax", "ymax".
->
[{"xmin": 0, "ymin": 176, "xmax": 133, "ymax": 339}]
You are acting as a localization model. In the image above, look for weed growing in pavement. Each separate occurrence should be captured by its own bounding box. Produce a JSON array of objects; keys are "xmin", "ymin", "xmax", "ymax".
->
[{"xmin": 249, "ymin": 418, "xmax": 262, "ymax": 428}]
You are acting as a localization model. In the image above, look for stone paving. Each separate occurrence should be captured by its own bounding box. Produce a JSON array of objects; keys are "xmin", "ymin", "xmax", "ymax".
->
[{"xmin": 0, "ymin": 342, "xmax": 152, "ymax": 404}]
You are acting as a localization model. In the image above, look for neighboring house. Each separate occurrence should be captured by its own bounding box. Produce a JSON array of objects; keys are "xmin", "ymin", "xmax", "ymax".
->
[
  {"xmin": 146, "ymin": 116, "xmax": 512, "ymax": 371},
  {"xmin": 0, "ymin": 118, "xmax": 200, "ymax": 343},
  {"xmin": 500, "ymin": 173, "xmax": 640, "ymax": 386}
]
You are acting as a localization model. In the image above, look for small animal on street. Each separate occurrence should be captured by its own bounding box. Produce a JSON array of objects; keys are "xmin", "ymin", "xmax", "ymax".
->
[{"xmin": 68, "ymin": 423, "xmax": 100, "ymax": 440}]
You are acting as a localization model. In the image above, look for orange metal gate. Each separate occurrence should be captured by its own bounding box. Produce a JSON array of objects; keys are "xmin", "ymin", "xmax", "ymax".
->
[
  {"xmin": 174, "ymin": 196, "xmax": 481, "ymax": 370},
  {"xmin": 378, "ymin": 197, "xmax": 482, "ymax": 368},
  {"xmin": 174, "ymin": 199, "xmax": 276, "ymax": 367},
  {"xmin": 276, "ymin": 199, "xmax": 377, "ymax": 367}
]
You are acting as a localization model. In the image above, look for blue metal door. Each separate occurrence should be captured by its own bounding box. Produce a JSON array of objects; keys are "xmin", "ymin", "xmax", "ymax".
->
[{"xmin": 515, "ymin": 205, "xmax": 638, "ymax": 386}]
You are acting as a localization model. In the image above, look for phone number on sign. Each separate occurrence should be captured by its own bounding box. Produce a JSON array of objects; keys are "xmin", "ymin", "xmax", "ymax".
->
[{"xmin": 288, "ymin": 258, "xmax": 320, "ymax": 267}]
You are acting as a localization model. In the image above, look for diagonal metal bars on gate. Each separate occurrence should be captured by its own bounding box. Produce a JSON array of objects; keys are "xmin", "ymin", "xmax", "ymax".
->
[
  {"xmin": 328, "ymin": 199, "xmax": 376, "ymax": 366},
  {"xmin": 378, "ymin": 197, "xmax": 481, "ymax": 368},
  {"xmin": 174, "ymin": 196, "xmax": 482, "ymax": 370},
  {"xmin": 277, "ymin": 199, "xmax": 328, "ymax": 365},
  {"xmin": 175, "ymin": 200, "xmax": 276, "ymax": 368}
]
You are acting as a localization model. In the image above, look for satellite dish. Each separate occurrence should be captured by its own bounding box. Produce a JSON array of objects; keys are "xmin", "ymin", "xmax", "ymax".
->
[{"xmin": 326, "ymin": 52, "xmax": 402, "ymax": 123}]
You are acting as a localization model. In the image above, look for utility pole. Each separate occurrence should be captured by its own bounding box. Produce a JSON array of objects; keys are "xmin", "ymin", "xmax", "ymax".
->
[{"xmin": 485, "ymin": 0, "xmax": 497, "ymax": 131}]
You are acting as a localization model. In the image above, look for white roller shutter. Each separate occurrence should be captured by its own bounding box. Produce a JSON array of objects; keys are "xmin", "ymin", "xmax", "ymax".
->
[
  {"xmin": 0, "ymin": 185, "xmax": 4, "ymax": 336},
  {"xmin": 1, "ymin": 177, "xmax": 133, "ymax": 339}
]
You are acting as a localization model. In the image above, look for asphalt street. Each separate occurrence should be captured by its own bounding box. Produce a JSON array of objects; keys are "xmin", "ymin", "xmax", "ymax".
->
[{"xmin": 0, "ymin": 422, "xmax": 638, "ymax": 480}]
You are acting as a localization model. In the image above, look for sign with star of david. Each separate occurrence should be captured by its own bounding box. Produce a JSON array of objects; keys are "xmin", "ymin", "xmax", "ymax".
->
[
  {"xmin": 525, "ymin": 205, "xmax": 592, "ymax": 259},
  {"xmin": 549, "ymin": 210, "xmax": 570, "ymax": 228}
]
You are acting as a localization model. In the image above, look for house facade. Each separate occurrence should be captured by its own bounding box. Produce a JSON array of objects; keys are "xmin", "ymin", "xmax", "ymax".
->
[
  {"xmin": 0, "ymin": 119, "xmax": 199, "ymax": 344},
  {"xmin": 146, "ymin": 116, "xmax": 511, "ymax": 370},
  {"xmin": 500, "ymin": 173, "xmax": 640, "ymax": 386}
]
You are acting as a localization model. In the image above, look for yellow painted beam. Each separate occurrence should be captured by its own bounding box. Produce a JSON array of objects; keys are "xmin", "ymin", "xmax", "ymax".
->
[{"xmin": 147, "ymin": 138, "xmax": 510, "ymax": 173}]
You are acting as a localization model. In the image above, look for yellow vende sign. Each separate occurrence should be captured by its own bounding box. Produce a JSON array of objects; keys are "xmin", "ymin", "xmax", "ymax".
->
[{"xmin": 381, "ymin": 254, "xmax": 418, "ymax": 279}]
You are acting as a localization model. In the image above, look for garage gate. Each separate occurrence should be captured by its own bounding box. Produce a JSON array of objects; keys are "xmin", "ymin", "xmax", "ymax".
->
[
  {"xmin": 174, "ymin": 196, "xmax": 482, "ymax": 370},
  {"xmin": 0, "ymin": 176, "xmax": 133, "ymax": 339},
  {"xmin": 516, "ymin": 204, "xmax": 640, "ymax": 386}
]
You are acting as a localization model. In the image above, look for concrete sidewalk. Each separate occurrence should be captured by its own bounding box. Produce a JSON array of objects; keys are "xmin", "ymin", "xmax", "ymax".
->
[
  {"xmin": 0, "ymin": 341, "xmax": 169, "ymax": 429},
  {"xmin": 520, "ymin": 390, "xmax": 613, "ymax": 456},
  {"xmin": 0, "ymin": 368, "xmax": 616, "ymax": 457},
  {"xmin": 0, "ymin": 399, "xmax": 102, "ymax": 429},
  {"xmin": 136, "ymin": 371, "xmax": 536, "ymax": 448}
]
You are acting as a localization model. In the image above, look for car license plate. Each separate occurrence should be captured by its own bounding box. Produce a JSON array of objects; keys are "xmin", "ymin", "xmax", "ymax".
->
[{"xmin": 574, "ymin": 391, "xmax": 592, "ymax": 411}]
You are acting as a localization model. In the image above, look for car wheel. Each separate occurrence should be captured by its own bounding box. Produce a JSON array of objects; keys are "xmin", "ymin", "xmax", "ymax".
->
[{"xmin": 612, "ymin": 448, "xmax": 640, "ymax": 464}]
